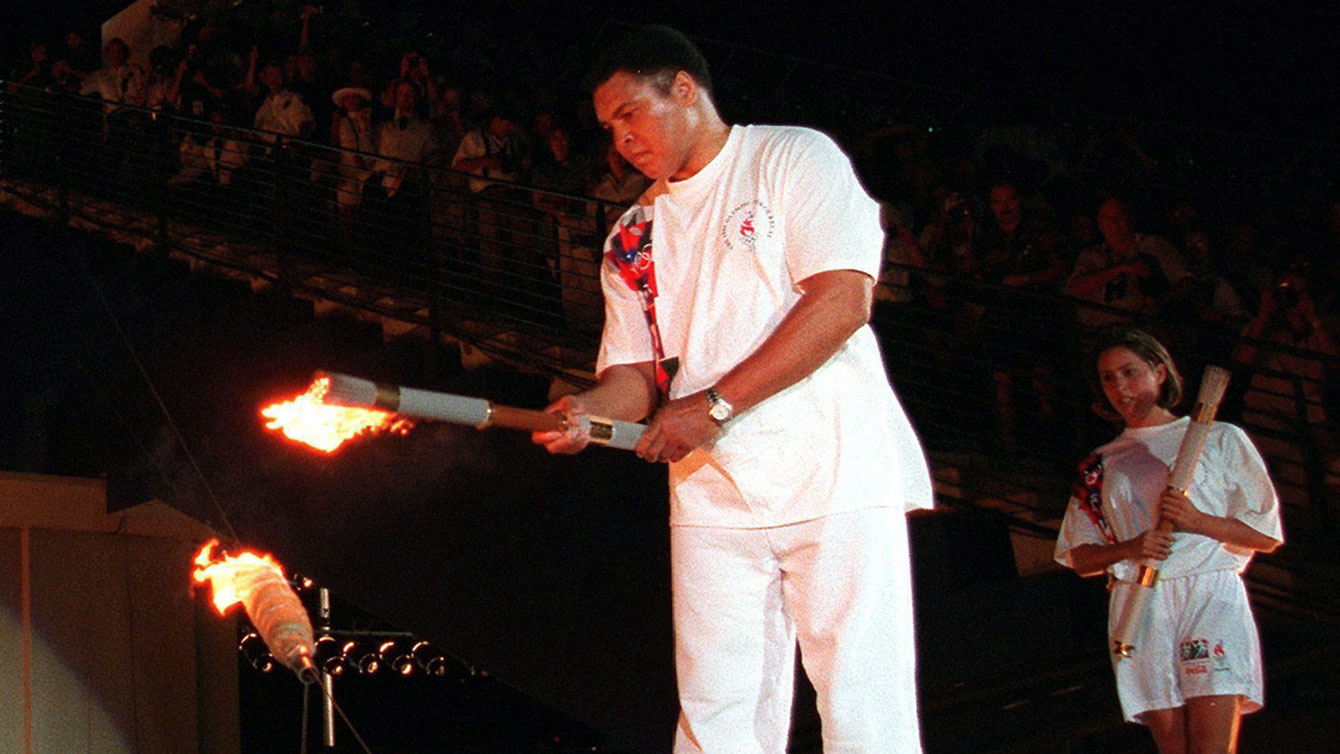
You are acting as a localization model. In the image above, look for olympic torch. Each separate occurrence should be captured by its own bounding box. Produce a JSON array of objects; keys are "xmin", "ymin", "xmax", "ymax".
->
[
  {"xmin": 260, "ymin": 372, "xmax": 646, "ymax": 454},
  {"xmin": 314, "ymin": 370, "xmax": 646, "ymax": 450},
  {"xmin": 1110, "ymin": 365, "xmax": 1231, "ymax": 658}
]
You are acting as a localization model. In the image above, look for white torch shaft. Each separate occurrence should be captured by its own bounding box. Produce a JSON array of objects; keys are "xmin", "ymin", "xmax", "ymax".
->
[
  {"xmin": 1111, "ymin": 365, "xmax": 1231, "ymax": 657},
  {"xmin": 318, "ymin": 370, "xmax": 646, "ymax": 451}
]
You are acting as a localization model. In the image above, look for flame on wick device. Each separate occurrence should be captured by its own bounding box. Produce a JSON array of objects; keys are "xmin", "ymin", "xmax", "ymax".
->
[{"xmin": 260, "ymin": 376, "xmax": 413, "ymax": 453}]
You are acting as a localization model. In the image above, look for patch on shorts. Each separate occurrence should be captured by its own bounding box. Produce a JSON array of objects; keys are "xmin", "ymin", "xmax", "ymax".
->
[{"xmin": 1180, "ymin": 637, "xmax": 1232, "ymax": 675}]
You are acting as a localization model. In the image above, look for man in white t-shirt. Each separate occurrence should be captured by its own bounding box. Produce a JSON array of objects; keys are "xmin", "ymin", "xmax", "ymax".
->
[{"xmin": 532, "ymin": 25, "xmax": 933, "ymax": 753}]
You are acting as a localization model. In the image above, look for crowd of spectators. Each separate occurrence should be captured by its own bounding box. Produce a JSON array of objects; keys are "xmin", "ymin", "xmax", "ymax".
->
[{"xmin": 4, "ymin": 4, "xmax": 1337, "ymax": 506}]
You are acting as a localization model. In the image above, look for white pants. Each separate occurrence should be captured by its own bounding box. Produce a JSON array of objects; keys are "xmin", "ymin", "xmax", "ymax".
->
[{"xmin": 670, "ymin": 507, "xmax": 922, "ymax": 753}]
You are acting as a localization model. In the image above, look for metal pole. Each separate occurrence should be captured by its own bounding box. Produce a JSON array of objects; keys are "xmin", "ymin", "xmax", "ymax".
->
[{"xmin": 317, "ymin": 587, "xmax": 336, "ymax": 748}]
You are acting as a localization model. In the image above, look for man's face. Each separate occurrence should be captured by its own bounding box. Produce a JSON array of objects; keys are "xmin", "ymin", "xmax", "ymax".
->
[
  {"xmin": 487, "ymin": 116, "xmax": 514, "ymax": 140},
  {"xmin": 105, "ymin": 40, "xmax": 129, "ymax": 67},
  {"xmin": 593, "ymin": 70, "xmax": 692, "ymax": 180},
  {"xmin": 988, "ymin": 185, "xmax": 1021, "ymax": 230},
  {"xmin": 1097, "ymin": 200, "xmax": 1133, "ymax": 248},
  {"xmin": 259, "ymin": 65, "xmax": 284, "ymax": 91}
]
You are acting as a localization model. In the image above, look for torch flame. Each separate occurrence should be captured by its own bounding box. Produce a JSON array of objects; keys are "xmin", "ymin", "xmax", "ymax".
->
[
  {"xmin": 261, "ymin": 376, "xmax": 412, "ymax": 453},
  {"xmin": 192, "ymin": 538, "xmax": 286, "ymax": 614}
]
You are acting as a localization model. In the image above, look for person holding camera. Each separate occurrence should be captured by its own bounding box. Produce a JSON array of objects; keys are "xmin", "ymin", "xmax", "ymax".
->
[
  {"xmin": 1234, "ymin": 261, "xmax": 1340, "ymax": 507},
  {"xmin": 1065, "ymin": 198, "xmax": 1193, "ymax": 328}
]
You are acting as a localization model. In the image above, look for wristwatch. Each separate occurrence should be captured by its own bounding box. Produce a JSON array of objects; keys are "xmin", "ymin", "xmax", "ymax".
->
[{"xmin": 706, "ymin": 386, "xmax": 734, "ymax": 426}]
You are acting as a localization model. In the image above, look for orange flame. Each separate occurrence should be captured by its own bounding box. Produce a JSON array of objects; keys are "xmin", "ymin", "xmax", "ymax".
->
[
  {"xmin": 192, "ymin": 538, "xmax": 286, "ymax": 615},
  {"xmin": 260, "ymin": 376, "xmax": 412, "ymax": 453}
]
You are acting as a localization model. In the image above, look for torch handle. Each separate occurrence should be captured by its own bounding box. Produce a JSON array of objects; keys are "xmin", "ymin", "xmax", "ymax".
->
[{"xmin": 489, "ymin": 405, "xmax": 567, "ymax": 433}]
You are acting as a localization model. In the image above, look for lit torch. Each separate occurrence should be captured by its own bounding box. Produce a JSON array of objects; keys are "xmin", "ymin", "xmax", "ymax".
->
[
  {"xmin": 1110, "ymin": 365, "xmax": 1231, "ymax": 658},
  {"xmin": 193, "ymin": 539, "xmax": 318, "ymax": 683},
  {"xmin": 261, "ymin": 371, "xmax": 646, "ymax": 454}
]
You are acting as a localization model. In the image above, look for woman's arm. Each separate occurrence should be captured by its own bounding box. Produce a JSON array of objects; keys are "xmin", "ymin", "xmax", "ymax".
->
[
  {"xmin": 1065, "ymin": 529, "xmax": 1175, "ymax": 578},
  {"xmin": 1158, "ymin": 489, "xmax": 1282, "ymax": 553}
]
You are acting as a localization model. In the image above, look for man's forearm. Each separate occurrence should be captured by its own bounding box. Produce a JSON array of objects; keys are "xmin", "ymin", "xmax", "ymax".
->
[{"xmin": 578, "ymin": 362, "xmax": 659, "ymax": 422}]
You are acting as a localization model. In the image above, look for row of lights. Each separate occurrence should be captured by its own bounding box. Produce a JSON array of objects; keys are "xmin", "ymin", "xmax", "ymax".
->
[{"xmin": 239, "ymin": 632, "xmax": 465, "ymax": 678}]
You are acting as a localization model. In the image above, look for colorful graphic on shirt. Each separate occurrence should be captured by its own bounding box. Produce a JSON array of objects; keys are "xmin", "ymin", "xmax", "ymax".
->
[
  {"xmin": 1180, "ymin": 638, "xmax": 1210, "ymax": 662},
  {"xmin": 1071, "ymin": 454, "xmax": 1117, "ymax": 544},
  {"xmin": 605, "ymin": 206, "xmax": 671, "ymax": 396},
  {"xmin": 721, "ymin": 200, "xmax": 775, "ymax": 252}
]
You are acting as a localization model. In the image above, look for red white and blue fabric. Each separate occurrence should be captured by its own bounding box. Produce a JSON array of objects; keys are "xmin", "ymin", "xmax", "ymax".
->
[
  {"xmin": 1071, "ymin": 453, "xmax": 1117, "ymax": 544},
  {"xmin": 605, "ymin": 207, "xmax": 671, "ymax": 396}
]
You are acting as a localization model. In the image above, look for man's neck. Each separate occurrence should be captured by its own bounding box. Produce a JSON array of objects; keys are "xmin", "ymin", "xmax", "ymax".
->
[{"xmin": 671, "ymin": 119, "xmax": 730, "ymax": 182}]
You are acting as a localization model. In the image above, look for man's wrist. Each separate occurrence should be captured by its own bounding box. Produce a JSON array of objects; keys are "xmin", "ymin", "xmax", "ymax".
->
[{"xmin": 705, "ymin": 386, "xmax": 734, "ymax": 426}]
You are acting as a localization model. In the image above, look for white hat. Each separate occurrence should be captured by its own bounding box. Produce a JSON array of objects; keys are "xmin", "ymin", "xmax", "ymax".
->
[{"xmin": 332, "ymin": 87, "xmax": 371, "ymax": 107}]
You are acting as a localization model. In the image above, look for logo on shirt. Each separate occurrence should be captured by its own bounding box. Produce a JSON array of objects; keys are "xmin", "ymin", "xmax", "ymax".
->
[{"xmin": 721, "ymin": 200, "xmax": 775, "ymax": 253}]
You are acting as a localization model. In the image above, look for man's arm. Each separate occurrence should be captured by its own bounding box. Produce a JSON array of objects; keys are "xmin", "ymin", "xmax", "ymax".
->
[
  {"xmin": 534, "ymin": 362, "xmax": 658, "ymax": 455},
  {"xmin": 635, "ymin": 268, "xmax": 873, "ymax": 463}
]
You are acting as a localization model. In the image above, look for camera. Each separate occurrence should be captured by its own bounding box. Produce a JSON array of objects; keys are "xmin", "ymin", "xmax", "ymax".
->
[{"xmin": 1275, "ymin": 280, "xmax": 1301, "ymax": 308}]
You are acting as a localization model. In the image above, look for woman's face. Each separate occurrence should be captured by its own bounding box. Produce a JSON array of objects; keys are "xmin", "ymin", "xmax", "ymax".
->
[{"xmin": 1097, "ymin": 346, "xmax": 1166, "ymax": 427}]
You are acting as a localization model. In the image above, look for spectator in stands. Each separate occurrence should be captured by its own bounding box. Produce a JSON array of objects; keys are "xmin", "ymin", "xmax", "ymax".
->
[
  {"xmin": 382, "ymin": 51, "xmax": 439, "ymax": 120},
  {"xmin": 1065, "ymin": 198, "xmax": 1192, "ymax": 328},
  {"xmin": 286, "ymin": 51, "xmax": 329, "ymax": 132},
  {"xmin": 979, "ymin": 181, "xmax": 1066, "ymax": 446},
  {"xmin": 1175, "ymin": 225, "xmax": 1251, "ymax": 347},
  {"xmin": 7, "ymin": 41, "xmax": 55, "ymax": 94},
  {"xmin": 589, "ymin": 138, "xmax": 650, "ymax": 222},
  {"xmin": 372, "ymin": 80, "xmax": 437, "ymax": 197},
  {"xmin": 364, "ymin": 80, "xmax": 437, "ymax": 279},
  {"xmin": 166, "ymin": 106, "xmax": 249, "ymax": 189},
  {"xmin": 453, "ymin": 109, "xmax": 533, "ymax": 297},
  {"xmin": 51, "ymin": 30, "xmax": 97, "ymax": 93},
  {"xmin": 452, "ymin": 109, "xmax": 528, "ymax": 192},
  {"xmin": 79, "ymin": 38, "xmax": 147, "ymax": 112},
  {"xmin": 143, "ymin": 46, "xmax": 182, "ymax": 112},
  {"xmin": 1234, "ymin": 261, "xmax": 1340, "ymax": 508},
  {"xmin": 530, "ymin": 125, "xmax": 589, "ymax": 199},
  {"xmin": 331, "ymin": 86, "xmax": 375, "ymax": 226},
  {"xmin": 250, "ymin": 60, "xmax": 314, "ymax": 138},
  {"xmin": 432, "ymin": 83, "xmax": 468, "ymax": 161}
]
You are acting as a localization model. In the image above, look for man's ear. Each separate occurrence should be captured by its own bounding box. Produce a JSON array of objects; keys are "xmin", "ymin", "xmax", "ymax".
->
[{"xmin": 671, "ymin": 70, "xmax": 698, "ymax": 107}]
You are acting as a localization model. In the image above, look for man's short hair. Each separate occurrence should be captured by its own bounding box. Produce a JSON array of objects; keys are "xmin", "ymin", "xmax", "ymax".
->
[{"xmin": 583, "ymin": 24, "xmax": 713, "ymax": 97}]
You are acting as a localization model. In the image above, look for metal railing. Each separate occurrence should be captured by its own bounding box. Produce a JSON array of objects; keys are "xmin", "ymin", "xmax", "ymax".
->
[{"xmin": 2, "ymin": 81, "xmax": 1335, "ymax": 531}]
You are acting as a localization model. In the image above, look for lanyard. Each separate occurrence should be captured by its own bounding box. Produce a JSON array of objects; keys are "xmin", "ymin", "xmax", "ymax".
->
[{"xmin": 605, "ymin": 206, "xmax": 670, "ymax": 397}]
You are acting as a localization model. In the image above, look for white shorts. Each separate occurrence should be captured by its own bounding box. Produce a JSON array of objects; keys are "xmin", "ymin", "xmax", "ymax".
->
[
  {"xmin": 1108, "ymin": 570, "xmax": 1265, "ymax": 723},
  {"xmin": 669, "ymin": 507, "xmax": 921, "ymax": 753}
]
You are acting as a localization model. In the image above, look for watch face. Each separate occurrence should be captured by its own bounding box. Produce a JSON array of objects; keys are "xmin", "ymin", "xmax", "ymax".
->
[{"xmin": 709, "ymin": 403, "xmax": 730, "ymax": 421}]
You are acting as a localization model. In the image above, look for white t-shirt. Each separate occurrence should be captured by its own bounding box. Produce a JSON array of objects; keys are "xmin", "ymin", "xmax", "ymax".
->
[
  {"xmin": 1054, "ymin": 417, "xmax": 1283, "ymax": 581},
  {"xmin": 597, "ymin": 125, "xmax": 934, "ymax": 528}
]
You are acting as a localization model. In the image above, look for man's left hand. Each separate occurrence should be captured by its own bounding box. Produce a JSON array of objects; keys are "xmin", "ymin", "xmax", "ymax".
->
[{"xmin": 635, "ymin": 391, "xmax": 721, "ymax": 464}]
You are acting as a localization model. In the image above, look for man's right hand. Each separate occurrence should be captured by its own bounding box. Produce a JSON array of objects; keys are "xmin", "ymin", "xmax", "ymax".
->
[{"xmin": 533, "ymin": 394, "xmax": 591, "ymax": 454}]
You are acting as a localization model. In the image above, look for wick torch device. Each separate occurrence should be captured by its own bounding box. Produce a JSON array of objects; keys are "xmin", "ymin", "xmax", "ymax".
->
[
  {"xmin": 1110, "ymin": 365, "xmax": 1231, "ymax": 658},
  {"xmin": 315, "ymin": 370, "xmax": 646, "ymax": 451}
]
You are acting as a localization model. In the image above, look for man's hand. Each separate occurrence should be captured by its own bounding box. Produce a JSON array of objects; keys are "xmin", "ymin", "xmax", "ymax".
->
[
  {"xmin": 532, "ymin": 394, "xmax": 592, "ymax": 455},
  {"xmin": 1158, "ymin": 488, "xmax": 1207, "ymax": 535},
  {"xmin": 634, "ymin": 391, "xmax": 721, "ymax": 464}
]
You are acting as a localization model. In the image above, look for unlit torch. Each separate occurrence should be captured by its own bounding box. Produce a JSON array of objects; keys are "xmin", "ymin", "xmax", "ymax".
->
[{"xmin": 1110, "ymin": 365, "xmax": 1231, "ymax": 658}]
